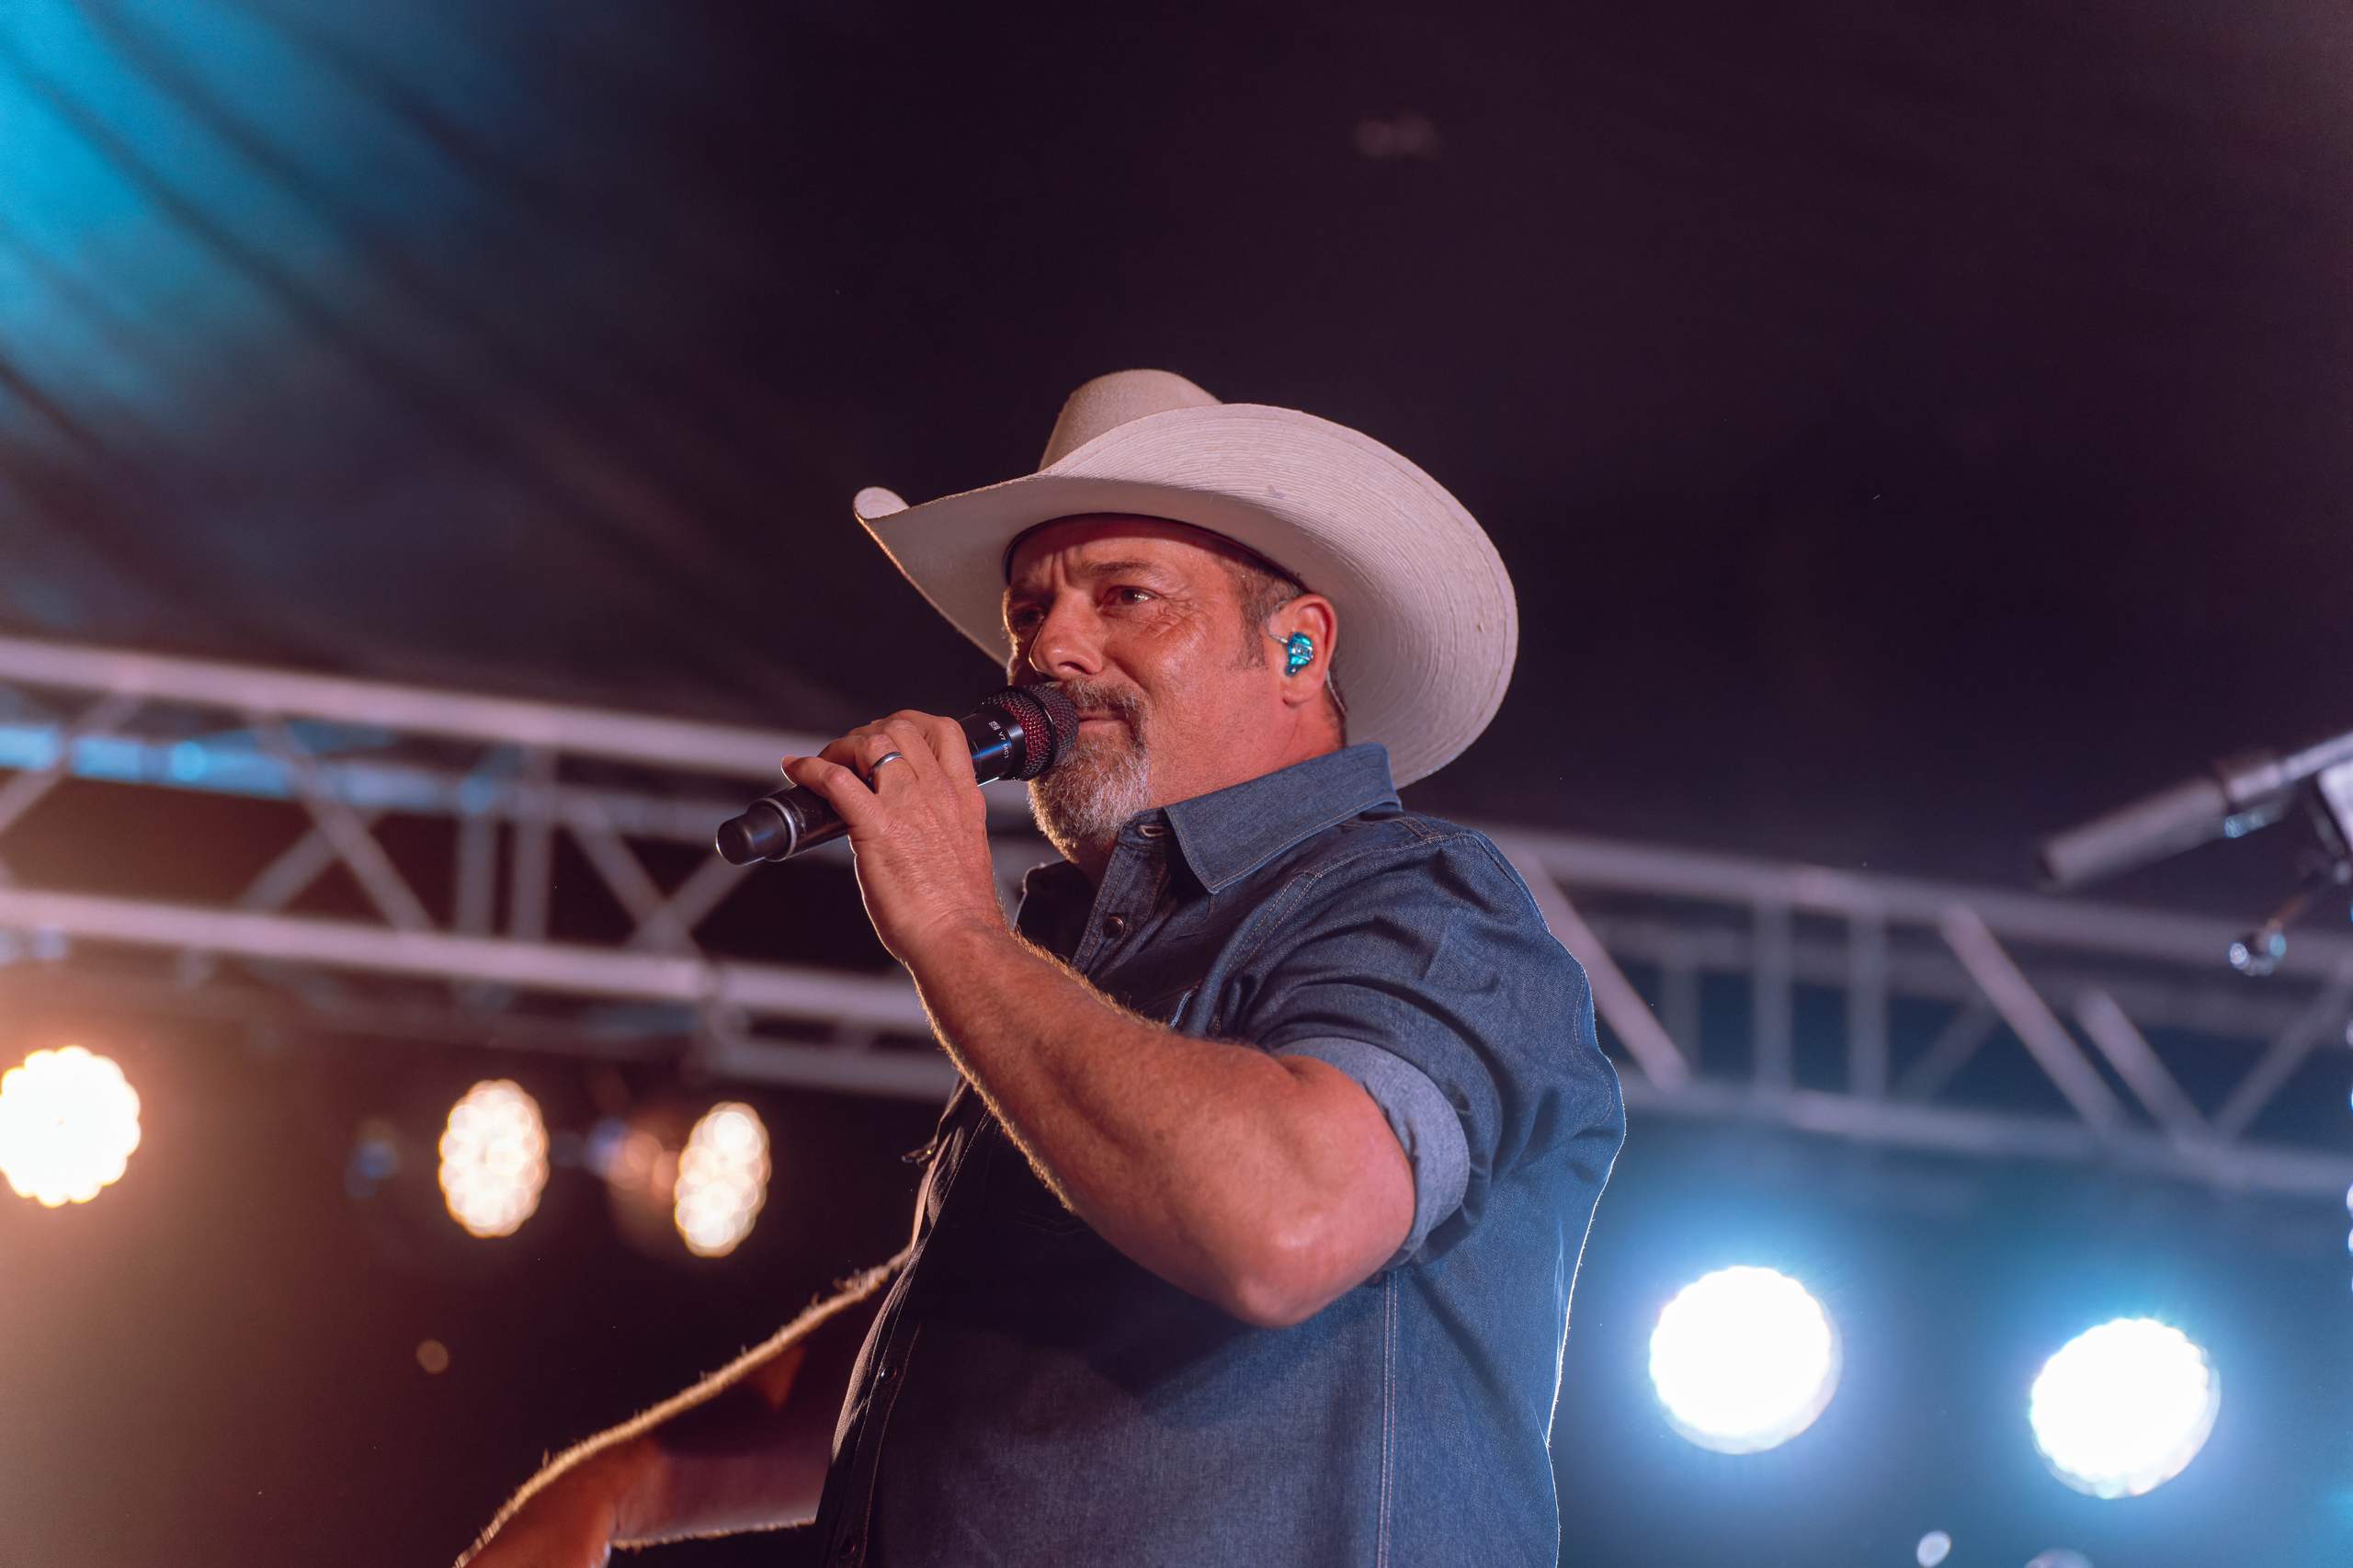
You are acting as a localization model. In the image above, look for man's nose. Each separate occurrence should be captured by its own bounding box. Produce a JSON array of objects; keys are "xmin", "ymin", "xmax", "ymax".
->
[{"xmin": 1024, "ymin": 603, "xmax": 1103, "ymax": 681}]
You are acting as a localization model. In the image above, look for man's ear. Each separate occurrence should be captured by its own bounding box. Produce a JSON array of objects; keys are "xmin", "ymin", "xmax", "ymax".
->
[{"xmin": 1270, "ymin": 595, "xmax": 1337, "ymax": 712}]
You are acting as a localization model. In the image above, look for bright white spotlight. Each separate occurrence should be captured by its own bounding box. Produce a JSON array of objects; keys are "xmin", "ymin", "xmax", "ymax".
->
[
  {"xmin": 438, "ymin": 1080, "xmax": 549, "ymax": 1238},
  {"xmin": 673, "ymin": 1101, "xmax": 769, "ymax": 1257},
  {"xmin": 0, "ymin": 1045, "xmax": 142, "ymax": 1207},
  {"xmin": 2029, "ymin": 1318, "xmax": 2219, "ymax": 1498},
  {"xmin": 1648, "ymin": 1266, "xmax": 1840, "ymax": 1453}
]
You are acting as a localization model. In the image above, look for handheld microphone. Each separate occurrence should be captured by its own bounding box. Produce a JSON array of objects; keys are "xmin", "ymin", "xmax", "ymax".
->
[{"xmin": 714, "ymin": 685, "xmax": 1080, "ymax": 865}]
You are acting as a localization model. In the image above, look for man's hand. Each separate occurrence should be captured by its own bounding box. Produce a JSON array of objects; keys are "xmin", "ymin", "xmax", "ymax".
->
[{"xmin": 782, "ymin": 710, "xmax": 1008, "ymax": 965}]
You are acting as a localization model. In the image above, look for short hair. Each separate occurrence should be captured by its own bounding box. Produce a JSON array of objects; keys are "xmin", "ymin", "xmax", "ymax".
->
[{"xmin": 1219, "ymin": 551, "xmax": 1348, "ymax": 744}]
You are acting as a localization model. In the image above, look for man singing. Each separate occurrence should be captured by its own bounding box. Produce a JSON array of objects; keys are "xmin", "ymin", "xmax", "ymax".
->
[{"xmin": 460, "ymin": 370, "xmax": 1625, "ymax": 1567}]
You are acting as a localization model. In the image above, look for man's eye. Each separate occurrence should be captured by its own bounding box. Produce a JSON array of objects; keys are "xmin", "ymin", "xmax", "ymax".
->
[{"xmin": 1111, "ymin": 588, "xmax": 1155, "ymax": 606}]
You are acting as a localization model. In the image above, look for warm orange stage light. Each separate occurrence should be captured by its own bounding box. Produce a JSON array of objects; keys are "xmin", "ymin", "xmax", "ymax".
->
[
  {"xmin": 438, "ymin": 1079, "xmax": 550, "ymax": 1239},
  {"xmin": 673, "ymin": 1101, "xmax": 769, "ymax": 1257},
  {"xmin": 0, "ymin": 1045, "xmax": 142, "ymax": 1208}
]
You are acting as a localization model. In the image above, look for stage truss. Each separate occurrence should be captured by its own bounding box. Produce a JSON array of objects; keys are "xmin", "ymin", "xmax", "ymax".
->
[{"xmin": 1, "ymin": 632, "xmax": 2347, "ymax": 1199}]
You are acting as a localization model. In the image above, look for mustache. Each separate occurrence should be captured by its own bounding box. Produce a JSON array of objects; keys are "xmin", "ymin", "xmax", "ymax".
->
[{"xmin": 1047, "ymin": 680, "xmax": 1145, "ymax": 730}]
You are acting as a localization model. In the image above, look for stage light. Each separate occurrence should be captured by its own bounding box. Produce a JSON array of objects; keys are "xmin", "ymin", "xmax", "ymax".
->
[
  {"xmin": 673, "ymin": 1101, "xmax": 769, "ymax": 1257},
  {"xmin": 1648, "ymin": 1266, "xmax": 1840, "ymax": 1454},
  {"xmin": 1915, "ymin": 1531, "xmax": 1951, "ymax": 1567},
  {"xmin": 0, "ymin": 1045, "xmax": 142, "ymax": 1206},
  {"xmin": 438, "ymin": 1080, "xmax": 549, "ymax": 1238},
  {"xmin": 2029, "ymin": 1318, "xmax": 2218, "ymax": 1498}
]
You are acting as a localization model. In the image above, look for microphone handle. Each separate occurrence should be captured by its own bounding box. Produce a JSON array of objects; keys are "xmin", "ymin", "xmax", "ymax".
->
[{"xmin": 714, "ymin": 711, "xmax": 1026, "ymax": 866}]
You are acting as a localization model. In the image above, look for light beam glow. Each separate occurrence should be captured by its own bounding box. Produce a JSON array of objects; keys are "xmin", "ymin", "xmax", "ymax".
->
[
  {"xmin": 2029, "ymin": 1317, "xmax": 2218, "ymax": 1498},
  {"xmin": 0, "ymin": 1045, "xmax": 142, "ymax": 1206},
  {"xmin": 438, "ymin": 1080, "xmax": 549, "ymax": 1238},
  {"xmin": 673, "ymin": 1101, "xmax": 769, "ymax": 1257},
  {"xmin": 1648, "ymin": 1266, "xmax": 1840, "ymax": 1454}
]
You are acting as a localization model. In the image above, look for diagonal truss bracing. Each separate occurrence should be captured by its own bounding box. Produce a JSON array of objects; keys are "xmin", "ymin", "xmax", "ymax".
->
[{"xmin": 0, "ymin": 632, "xmax": 2347, "ymax": 1199}]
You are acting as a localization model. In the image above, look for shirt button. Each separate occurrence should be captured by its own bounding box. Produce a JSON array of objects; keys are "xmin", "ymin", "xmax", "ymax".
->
[{"xmin": 1105, "ymin": 914, "xmax": 1128, "ymax": 938}]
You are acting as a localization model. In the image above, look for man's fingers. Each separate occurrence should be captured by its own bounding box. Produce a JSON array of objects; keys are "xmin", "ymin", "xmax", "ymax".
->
[
  {"xmin": 889, "ymin": 710, "xmax": 977, "ymax": 784},
  {"xmin": 793, "ymin": 712, "xmax": 974, "ymax": 802},
  {"xmin": 814, "ymin": 722, "xmax": 889, "ymax": 775},
  {"xmin": 869, "ymin": 715, "xmax": 941, "ymax": 783},
  {"xmin": 870, "ymin": 715, "xmax": 931, "ymax": 772},
  {"xmin": 780, "ymin": 755, "xmax": 884, "ymax": 830}
]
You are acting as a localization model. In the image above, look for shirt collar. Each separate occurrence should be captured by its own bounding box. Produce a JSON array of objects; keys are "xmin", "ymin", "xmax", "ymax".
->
[{"xmin": 1160, "ymin": 743, "xmax": 1401, "ymax": 894}]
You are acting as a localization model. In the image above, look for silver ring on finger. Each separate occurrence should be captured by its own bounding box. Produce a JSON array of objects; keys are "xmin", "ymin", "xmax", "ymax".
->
[{"xmin": 864, "ymin": 749, "xmax": 907, "ymax": 786}]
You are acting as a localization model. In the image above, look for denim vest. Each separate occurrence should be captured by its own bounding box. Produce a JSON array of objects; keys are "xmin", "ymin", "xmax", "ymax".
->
[{"xmin": 811, "ymin": 744, "xmax": 1626, "ymax": 1566}]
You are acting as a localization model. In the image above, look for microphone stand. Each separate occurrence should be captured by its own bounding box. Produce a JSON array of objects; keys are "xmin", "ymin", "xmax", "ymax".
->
[{"xmin": 2036, "ymin": 722, "xmax": 2353, "ymax": 974}]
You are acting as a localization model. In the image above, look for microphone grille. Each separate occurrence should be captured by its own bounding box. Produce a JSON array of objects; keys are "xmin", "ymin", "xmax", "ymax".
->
[{"xmin": 985, "ymin": 685, "xmax": 1080, "ymax": 779}]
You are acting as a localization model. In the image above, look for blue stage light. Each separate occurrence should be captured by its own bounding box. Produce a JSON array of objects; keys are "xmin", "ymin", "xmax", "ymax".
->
[
  {"xmin": 2029, "ymin": 1318, "xmax": 2218, "ymax": 1498},
  {"xmin": 1648, "ymin": 1266, "xmax": 1840, "ymax": 1454}
]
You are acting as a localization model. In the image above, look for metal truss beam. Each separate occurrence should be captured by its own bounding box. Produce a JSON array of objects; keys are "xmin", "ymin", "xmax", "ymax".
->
[
  {"xmin": 3, "ymin": 634, "xmax": 2348, "ymax": 1199},
  {"xmin": 0, "ymin": 632, "xmax": 813, "ymax": 782}
]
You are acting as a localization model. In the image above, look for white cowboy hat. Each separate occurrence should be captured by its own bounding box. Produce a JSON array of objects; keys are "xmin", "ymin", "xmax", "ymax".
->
[{"xmin": 851, "ymin": 369, "xmax": 1516, "ymax": 787}]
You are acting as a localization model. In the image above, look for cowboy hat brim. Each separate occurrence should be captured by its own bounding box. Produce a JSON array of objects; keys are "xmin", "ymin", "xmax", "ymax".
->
[{"xmin": 853, "ymin": 402, "xmax": 1515, "ymax": 789}]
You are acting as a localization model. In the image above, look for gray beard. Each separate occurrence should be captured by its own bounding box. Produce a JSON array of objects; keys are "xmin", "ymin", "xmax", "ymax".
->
[{"xmin": 1029, "ymin": 722, "xmax": 1154, "ymax": 862}]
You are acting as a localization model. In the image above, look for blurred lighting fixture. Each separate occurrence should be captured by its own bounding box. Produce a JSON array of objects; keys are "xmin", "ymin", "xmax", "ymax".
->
[
  {"xmin": 1915, "ymin": 1531, "xmax": 1952, "ymax": 1567},
  {"xmin": 0, "ymin": 1045, "xmax": 142, "ymax": 1206},
  {"xmin": 2029, "ymin": 1318, "xmax": 2218, "ymax": 1498},
  {"xmin": 673, "ymin": 1101, "xmax": 769, "ymax": 1257},
  {"xmin": 1648, "ymin": 1266, "xmax": 1840, "ymax": 1454},
  {"xmin": 438, "ymin": 1080, "xmax": 549, "ymax": 1238},
  {"xmin": 345, "ymin": 1117, "xmax": 402, "ymax": 1201}
]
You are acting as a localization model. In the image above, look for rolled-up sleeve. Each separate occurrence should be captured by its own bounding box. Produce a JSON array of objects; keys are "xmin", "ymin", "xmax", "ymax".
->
[
  {"xmin": 1236, "ymin": 829, "xmax": 1617, "ymax": 1270},
  {"xmin": 1278, "ymin": 1034, "xmax": 1469, "ymax": 1267}
]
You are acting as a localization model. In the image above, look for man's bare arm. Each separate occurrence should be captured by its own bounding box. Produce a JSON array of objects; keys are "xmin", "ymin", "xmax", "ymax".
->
[
  {"xmin": 779, "ymin": 714, "xmax": 1415, "ymax": 1333},
  {"xmin": 902, "ymin": 922, "xmax": 1415, "ymax": 1331},
  {"xmin": 456, "ymin": 1252, "xmax": 903, "ymax": 1567}
]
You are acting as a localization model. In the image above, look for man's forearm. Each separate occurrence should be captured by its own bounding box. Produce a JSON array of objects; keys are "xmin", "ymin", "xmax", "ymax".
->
[
  {"xmin": 904, "ymin": 922, "xmax": 1387, "ymax": 1324},
  {"xmin": 464, "ymin": 1255, "xmax": 899, "ymax": 1561}
]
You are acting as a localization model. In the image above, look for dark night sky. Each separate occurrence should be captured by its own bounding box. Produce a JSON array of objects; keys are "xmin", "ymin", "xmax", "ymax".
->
[
  {"xmin": 5, "ymin": 0, "xmax": 2348, "ymax": 887},
  {"xmin": 3, "ymin": 2, "xmax": 2351, "ymax": 1564}
]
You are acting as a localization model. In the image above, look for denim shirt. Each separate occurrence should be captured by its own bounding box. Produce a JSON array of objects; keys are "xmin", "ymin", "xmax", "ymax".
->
[{"xmin": 811, "ymin": 744, "xmax": 1626, "ymax": 1567}]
